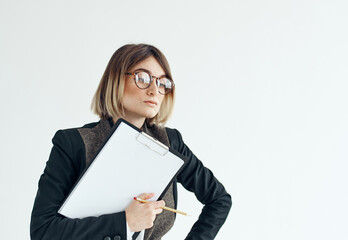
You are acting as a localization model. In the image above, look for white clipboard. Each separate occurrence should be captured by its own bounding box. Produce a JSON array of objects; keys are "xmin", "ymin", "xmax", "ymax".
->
[{"xmin": 58, "ymin": 118, "xmax": 186, "ymax": 219}]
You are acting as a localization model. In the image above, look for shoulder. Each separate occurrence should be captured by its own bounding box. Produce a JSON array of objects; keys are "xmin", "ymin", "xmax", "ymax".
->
[
  {"xmin": 51, "ymin": 120, "xmax": 105, "ymax": 150},
  {"xmin": 53, "ymin": 121, "xmax": 100, "ymax": 140},
  {"xmin": 165, "ymin": 127, "xmax": 184, "ymax": 151}
]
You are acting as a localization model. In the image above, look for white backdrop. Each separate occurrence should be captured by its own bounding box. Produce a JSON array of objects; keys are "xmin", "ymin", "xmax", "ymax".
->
[{"xmin": 1, "ymin": 0, "xmax": 347, "ymax": 239}]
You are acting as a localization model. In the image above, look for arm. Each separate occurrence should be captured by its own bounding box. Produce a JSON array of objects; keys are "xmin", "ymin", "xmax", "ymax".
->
[
  {"xmin": 166, "ymin": 128, "xmax": 232, "ymax": 240},
  {"xmin": 30, "ymin": 130, "xmax": 127, "ymax": 240}
]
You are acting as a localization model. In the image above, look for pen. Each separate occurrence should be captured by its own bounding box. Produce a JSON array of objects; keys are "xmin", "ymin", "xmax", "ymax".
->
[{"xmin": 134, "ymin": 197, "xmax": 189, "ymax": 216}]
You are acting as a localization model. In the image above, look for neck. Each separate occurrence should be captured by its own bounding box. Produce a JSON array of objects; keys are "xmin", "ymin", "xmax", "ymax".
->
[{"xmin": 113, "ymin": 116, "xmax": 145, "ymax": 129}]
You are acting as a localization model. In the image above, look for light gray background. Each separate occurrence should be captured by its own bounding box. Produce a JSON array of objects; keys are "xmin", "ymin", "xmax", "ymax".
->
[{"xmin": 1, "ymin": 0, "xmax": 347, "ymax": 239}]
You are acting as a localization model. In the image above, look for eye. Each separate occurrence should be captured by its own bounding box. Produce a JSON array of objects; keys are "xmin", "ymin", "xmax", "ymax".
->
[
  {"xmin": 138, "ymin": 77, "xmax": 147, "ymax": 83},
  {"xmin": 158, "ymin": 78, "xmax": 173, "ymax": 89},
  {"xmin": 136, "ymin": 72, "xmax": 151, "ymax": 84},
  {"xmin": 158, "ymin": 82, "xmax": 166, "ymax": 88}
]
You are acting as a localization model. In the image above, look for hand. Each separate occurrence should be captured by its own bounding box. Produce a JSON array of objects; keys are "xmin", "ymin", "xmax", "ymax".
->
[{"xmin": 125, "ymin": 193, "xmax": 165, "ymax": 232}]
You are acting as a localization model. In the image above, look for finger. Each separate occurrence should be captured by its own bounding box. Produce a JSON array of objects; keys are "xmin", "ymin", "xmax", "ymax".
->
[
  {"xmin": 154, "ymin": 208, "xmax": 163, "ymax": 215},
  {"xmin": 137, "ymin": 193, "xmax": 155, "ymax": 200},
  {"xmin": 151, "ymin": 200, "xmax": 165, "ymax": 208}
]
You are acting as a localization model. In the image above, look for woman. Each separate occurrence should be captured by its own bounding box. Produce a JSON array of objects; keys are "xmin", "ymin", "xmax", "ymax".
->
[{"xmin": 30, "ymin": 44, "xmax": 232, "ymax": 240}]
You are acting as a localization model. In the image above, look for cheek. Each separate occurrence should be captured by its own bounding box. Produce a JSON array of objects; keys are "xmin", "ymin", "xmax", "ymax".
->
[
  {"xmin": 123, "ymin": 81, "xmax": 140, "ymax": 99},
  {"xmin": 158, "ymin": 97, "xmax": 164, "ymax": 111},
  {"xmin": 158, "ymin": 96, "xmax": 165, "ymax": 108}
]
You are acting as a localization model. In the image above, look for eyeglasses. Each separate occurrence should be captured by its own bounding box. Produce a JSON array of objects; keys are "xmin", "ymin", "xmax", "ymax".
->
[{"xmin": 125, "ymin": 71, "xmax": 175, "ymax": 95}]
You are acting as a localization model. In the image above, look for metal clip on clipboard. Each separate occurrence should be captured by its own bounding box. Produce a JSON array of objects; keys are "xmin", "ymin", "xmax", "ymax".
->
[{"xmin": 136, "ymin": 132, "xmax": 169, "ymax": 156}]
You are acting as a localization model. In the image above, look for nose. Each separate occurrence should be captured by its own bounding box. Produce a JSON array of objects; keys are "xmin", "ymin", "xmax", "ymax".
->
[{"xmin": 146, "ymin": 77, "xmax": 159, "ymax": 96}]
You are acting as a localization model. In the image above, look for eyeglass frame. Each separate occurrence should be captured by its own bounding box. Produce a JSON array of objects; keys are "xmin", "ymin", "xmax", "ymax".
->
[{"xmin": 125, "ymin": 70, "xmax": 175, "ymax": 95}]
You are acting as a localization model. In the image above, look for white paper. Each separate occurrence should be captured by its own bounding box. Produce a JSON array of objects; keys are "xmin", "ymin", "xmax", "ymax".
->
[{"xmin": 58, "ymin": 121, "xmax": 184, "ymax": 219}]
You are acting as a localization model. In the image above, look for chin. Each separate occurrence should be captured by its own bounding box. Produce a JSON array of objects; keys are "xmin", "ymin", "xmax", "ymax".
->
[
  {"xmin": 143, "ymin": 111, "xmax": 158, "ymax": 119},
  {"xmin": 145, "ymin": 114, "xmax": 157, "ymax": 119}
]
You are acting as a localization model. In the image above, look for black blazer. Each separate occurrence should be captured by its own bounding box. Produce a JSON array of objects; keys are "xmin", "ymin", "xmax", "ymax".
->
[{"xmin": 30, "ymin": 121, "xmax": 232, "ymax": 240}]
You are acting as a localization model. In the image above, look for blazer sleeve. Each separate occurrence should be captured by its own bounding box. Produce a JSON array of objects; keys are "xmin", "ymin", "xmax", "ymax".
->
[
  {"xmin": 30, "ymin": 130, "xmax": 127, "ymax": 240},
  {"xmin": 166, "ymin": 128, "xmax": 232, "ymax": 240}
]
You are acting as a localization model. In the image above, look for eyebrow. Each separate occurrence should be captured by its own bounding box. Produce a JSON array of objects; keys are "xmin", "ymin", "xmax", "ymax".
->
[{"xmin": 133, "ymin": 68, "xmax": 167, "ymax": 78}]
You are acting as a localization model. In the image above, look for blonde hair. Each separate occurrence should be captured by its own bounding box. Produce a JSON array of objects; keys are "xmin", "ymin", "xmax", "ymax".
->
[{"xmin": 91, "ymin": 44, "xmax": 175, "ymax": 125}]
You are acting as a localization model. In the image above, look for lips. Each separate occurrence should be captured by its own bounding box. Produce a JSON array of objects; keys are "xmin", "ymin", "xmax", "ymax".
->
[{"xmin": 144, "ymin": 100, "xmax": 157, "ymax": 105}]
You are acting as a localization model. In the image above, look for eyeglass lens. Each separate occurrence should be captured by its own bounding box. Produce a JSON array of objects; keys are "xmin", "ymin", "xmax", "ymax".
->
[{"xmin": 135, "ymin": 71, "xmax": 173, "ymax": 94}]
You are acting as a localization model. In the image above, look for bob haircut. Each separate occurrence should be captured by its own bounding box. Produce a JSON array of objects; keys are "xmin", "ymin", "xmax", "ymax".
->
[{"xmin": 91, "ymin": 44, "xmax": 175, "ymax": 125}]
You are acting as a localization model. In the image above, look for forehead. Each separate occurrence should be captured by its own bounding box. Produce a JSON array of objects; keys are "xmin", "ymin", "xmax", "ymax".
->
[{"xmin": 130, "ymin": 56, "xmax": 165, "ymax": 76}]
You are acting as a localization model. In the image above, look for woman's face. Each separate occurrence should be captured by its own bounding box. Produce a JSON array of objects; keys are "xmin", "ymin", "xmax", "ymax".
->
[{"xmin": 121, "ymin": 56, "xmax": 165, "ymax": 127}]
